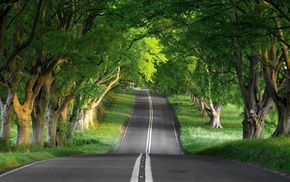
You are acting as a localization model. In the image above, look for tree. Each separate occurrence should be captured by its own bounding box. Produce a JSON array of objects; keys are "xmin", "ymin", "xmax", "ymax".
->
[
  {"xmin": 161, "ymin": 0, "xmax": 276, "ymax": 137},
  {"xmin": 149, "ymin": 6, "xmax": 238, "ymax": 129},
  {"xmin": 260, "ymin": 1, "xmax": 290, "ymax": 136},
  {"xmin": 0, "ymin": 1, "xmax": 45, "ymax": 148}
]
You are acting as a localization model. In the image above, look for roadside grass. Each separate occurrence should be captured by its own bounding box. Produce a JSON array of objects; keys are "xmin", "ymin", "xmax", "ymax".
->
[
  {"xmin": 168, "ymin": 95, "xmax": 290, "ymax": 175},
  {"xmin": 200, "ymin": 137, "xmax": 290, "ymax": 173},
  {"xmin": 0, "ymin": 89, "xmax": 135, "ymax": 173},
  {"xmin": 168, "ymin": 95, "xmax": 243, "ymax": 154}
]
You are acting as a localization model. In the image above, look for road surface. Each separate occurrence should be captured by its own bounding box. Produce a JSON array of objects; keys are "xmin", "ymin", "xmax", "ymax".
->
[{"xmin": 0, "ymin": 89, "xmax": 289, "ymax": 182}]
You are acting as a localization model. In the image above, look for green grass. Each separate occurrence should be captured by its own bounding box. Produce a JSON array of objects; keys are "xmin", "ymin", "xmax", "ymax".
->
[
  {"xmin": 169, "ymin": 95, "xmax": 243, "ymax": 154},
  {"xmin": 0, "ymin": 89, "xmax": 135, "ymax": 173},
  {"xmin": 200, "ymin": 137, "xmax": 290, "ymax": 173},
  {"xmin": 168, "ymin": 95, "xmax": 290, "ymax": 175}
]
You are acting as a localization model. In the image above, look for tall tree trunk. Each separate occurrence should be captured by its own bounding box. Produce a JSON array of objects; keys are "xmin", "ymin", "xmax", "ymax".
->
[
  {"xmin": 273, "ymin": 103, "xmax": 290, "ymax": 136},
  {"xmin": 0, "ymin": 90, "xmax": 14, "ymax": 147},
  {"xmin": 272, "ymin": 20, "xmax": 290, "ymax": 136},
  {"xmin": 57, "ymin": 100, "xmax": 72, "ymax": 147},
  {"xmin": 46, "ymin": 79, "xmax": 58, "ymax": 147},
  {"xmin": 263, "ymin": 21, "xmax": 290, "ymax": 137},
  {"xmin": 13, "ymin": 69, "xmax": 49, "ymax": 148},
  {"xmin": 16, "ymin": 114, "xmax": 31, "ymax": 148},
  {"xmin": 47, "ymin": 78, "xmax": 85, "ymax": 147},
  {"xmin": 231, "ymin": 7, "xmax": 274, "ymax": 138},
  {"xmin": 13, "ymin": 92, "xmax": 34, "ymax": 148},
  {"xmin": 46, "ymin": 114, "xmax": 58, "ymax": 147},
  {"xmin": 31, "ymin": 71, "xmax": 54, "ymax": 147},
  {"xmin": 46, "ymin": 93, "xmax": 59, "ymax": 147},
  {"xmin": 31, "ymin": 86, "xmax": 49, "ymax": 147},
  {"xmin": 67, "ymin": 95, "xmax": 81, "ymax": 139},
  {"xmin": 31, "ymin": 115, "xmax": 45, "ymax": 147}
]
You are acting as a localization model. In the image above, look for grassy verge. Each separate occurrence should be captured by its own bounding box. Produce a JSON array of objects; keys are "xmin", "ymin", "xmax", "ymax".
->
[
  {"xmin": 168, "ymin": 95, "xmax": 290, "ymax": 175},
  {"xmin": 0, "ymin": 89, "xmax": 135, "ymax": 173}
]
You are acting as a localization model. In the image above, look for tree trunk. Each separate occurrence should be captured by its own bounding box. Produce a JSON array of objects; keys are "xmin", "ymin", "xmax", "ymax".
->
[
  {"xmin": 56, "ymin": 100, "xmax": 72, "ymax": 147},
  {"xmin": 13, "ymin": 89, "xmax": 36, "ymax": 148},
  {"xmin": 76, "ymin": 110, "xmax": 85, "ymax": 132},
  {"xmin": 231, "ymin": 6, "xmax": 273, "ymax": 139},
  {"xmin": 78, "ymin": 66, "xmax": 121, "ymax": 130},
  {"xmin": 57, "ymin": 120, "xmax": 67, "ymax": 147},
  {"xmin": 272, "ymin": 101, "xmax": 290, "ymax": 136},
  {"xmin": 0, "ymin": 92, "xmax": 14, "ymax": 148},
  {"xmin": 83, "ymin": 107, "xmax": 94, "ymax": 129},
  {"xmin": 206, "ymin": 102, "xmax": 223, "ymax": 128},
  {"xmin": 0, "ymin": 107, "xmax": 13, "ymax": 146},
  {"xmin": 242, "ymin": 97, "xmax": 274, "ymax": 139},
  {"xmin": 47, "ymin": 78, "xmax": 84, "ymax": 147},
  {"xmin": 262, "ymin": 21, "xmax": 290, "ymax": 137},
  {"xmin": 31, "ymin": 94, "xmax": 47, "ymax": 147},
  {"xmin": 243, "ymin": 109, "xmax": 261, "ymax": 138},
  {"xmin": 46, "ymin": 108, "xmax": 58, "ymax": 147},
  {"xmin": 191, "ymin": 93, "xmax": 199, "ymax": 104},
  {"xmin": 12, "ymin": 56, "xmax": 59, "ymax": 148},
  {"xmin": 46, "ymin": 88, "xmax": 58, "ymax": 147},
  {"xmin": 31, "ymin": 115, "xmax": 45, "ymax": 147},
  {"xmin": 31, "ymin": 72, "xmax": 54, "ymax": 147},
  {"xmin": 16, "ymin": 114, "xmax": 31, "ymax": 148},
  {"xmin": 13, "ymin": 80, "xmax": 44, "ymax": 148},
  {"xmin": 209, "ymin": 103, "xmax": 223, "ymax": 128},
  {"xmin": 67, "ymin": 95, "xmax": 81, "ymax": 139},
  {"xmin": 197, "ymin": 98, "xmax": 207, "ymax": 116}
]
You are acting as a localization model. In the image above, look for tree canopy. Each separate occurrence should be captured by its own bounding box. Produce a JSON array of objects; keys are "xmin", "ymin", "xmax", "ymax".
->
[{"xmin": 1, "ymin": 0, "xmax": 290, "ymax": 149}]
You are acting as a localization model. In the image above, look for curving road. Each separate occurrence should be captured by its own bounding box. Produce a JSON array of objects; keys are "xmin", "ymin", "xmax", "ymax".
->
[{"xmin": 0, "ymin": 89, "xmax": 289, "ymax": 182}]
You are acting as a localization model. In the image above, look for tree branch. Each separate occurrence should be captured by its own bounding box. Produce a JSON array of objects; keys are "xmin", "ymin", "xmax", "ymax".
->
[
  {"xmin": 263, "ymin": 0, "xmax": 290, "ymax": 23},
  {"xmin": 0, "ymin": 0, "xmax": 43, "ymax": 72},
  {"xmin": 6, "ymin": 0, "xmax": 28, "ymax": 29}
]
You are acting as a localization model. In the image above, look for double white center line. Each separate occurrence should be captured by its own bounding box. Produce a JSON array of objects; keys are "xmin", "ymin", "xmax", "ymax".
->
[
  {"xmin": 130, "ymin": 153, "xmax": 153, "ymax": 182},
  {"xmin": 146, "ymin": 94, "xmax": 154, "ymax": 154},
  {"xmin": 131, "ymin": 90, "xmax": 154, "ymax": 182}
]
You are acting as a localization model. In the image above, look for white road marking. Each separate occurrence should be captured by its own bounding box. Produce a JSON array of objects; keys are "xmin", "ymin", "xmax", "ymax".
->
[
  {"xmin": 145, "ymin": 153, "xmax": 153, "ymax": 182},
  {"xmin": 0, "ymin": 158, "xmax": 54, "ymax": 178},
  {"xmin": 136, "ymin": 97, "xmax": 149, "ymax": 100},
  {"xmin": 130, "ymin": 153, "xmax": 154, "ymax": 182},
  {"xmin": 145, "ymin": 91, "xmax": 154, "ymax": 154},
  {"xmin": 130, "ymin": 153, "xmax": 143, "ymax": 182},
  {"xmin": 169, "ymin": 103, "xmax": 184, "ymax": 155}
]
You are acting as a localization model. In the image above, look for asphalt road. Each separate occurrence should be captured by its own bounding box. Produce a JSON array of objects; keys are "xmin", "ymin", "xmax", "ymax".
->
[
  {"xmin": 0, "ymin": 89, "xmax": 289, "ymax": 182},
  {"xmin": 115, "ymin": 89, "xmax": 181, "ymax": 154}
]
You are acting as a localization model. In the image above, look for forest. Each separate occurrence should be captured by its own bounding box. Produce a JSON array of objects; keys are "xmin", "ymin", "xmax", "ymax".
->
[{"xmin": 1, "ymin": 0, "xmax": 290, "ymax": 150}]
